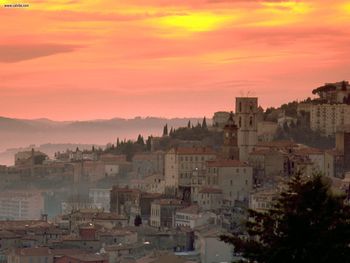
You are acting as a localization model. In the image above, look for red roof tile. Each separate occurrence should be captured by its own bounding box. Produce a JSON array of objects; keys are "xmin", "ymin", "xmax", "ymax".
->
[{"xmin": 15, "ymin": 247, "xmax": 52, "ymax": 256}]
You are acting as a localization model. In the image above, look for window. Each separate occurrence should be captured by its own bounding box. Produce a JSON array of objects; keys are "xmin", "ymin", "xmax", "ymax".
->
[
  {"xmin": 249, "ymin": 102, "xmax": 253, "ymax": 111},
  {"xmin": 249, "ymin": 116, "xmax": 253, "ymax": 126}
]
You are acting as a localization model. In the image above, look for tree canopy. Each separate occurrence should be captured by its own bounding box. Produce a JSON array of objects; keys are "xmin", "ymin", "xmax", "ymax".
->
[{"xmin": 221, "ymin": 173, "xmax": 350, "ymax": 263}]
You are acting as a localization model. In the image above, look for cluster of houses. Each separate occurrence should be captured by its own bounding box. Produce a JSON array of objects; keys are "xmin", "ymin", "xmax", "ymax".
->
[{"xmin": 1, "ymin": 85, "xmax": 350, "ymax": 262}]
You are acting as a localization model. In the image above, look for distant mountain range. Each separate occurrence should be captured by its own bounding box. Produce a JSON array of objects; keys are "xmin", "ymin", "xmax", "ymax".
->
[{"xmin": 0, "ymin": 116, "xmax": 205, "ymax": 165}]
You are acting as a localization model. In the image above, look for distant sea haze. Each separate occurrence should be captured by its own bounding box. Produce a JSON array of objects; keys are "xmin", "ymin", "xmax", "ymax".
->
[{"xmin": 0, "ymin": 116, "xmax": 205, "ymax": 165}]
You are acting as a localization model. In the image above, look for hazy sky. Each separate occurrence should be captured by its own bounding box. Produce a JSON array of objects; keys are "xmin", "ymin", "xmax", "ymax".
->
[{"xmin": 1, "ymin": 0, "xmax": 350, "ymax": 120}]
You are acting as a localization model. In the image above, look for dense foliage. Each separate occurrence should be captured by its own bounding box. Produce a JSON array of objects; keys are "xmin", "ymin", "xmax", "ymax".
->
[
  {"xmin": 274, "ymin": 119, "xmax": 334, "ymax": 149},
  {"xmin": 221, "ymin": 174, "xmax": 350, "ymax": 263}
]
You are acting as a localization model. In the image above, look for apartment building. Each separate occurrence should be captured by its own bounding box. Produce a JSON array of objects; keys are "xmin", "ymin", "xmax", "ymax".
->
[
  {"xmin": 150, "ymin": 199, "xmax": 187, "ymax": 228},
  {"xmin": 205, "ymin": 160, "xmax": 253, "ymax": 206},
  {"xmin": 0, "ymin": 191, "xmax": 44, "ymax": 220},
  {"xmin": 88, "ymin": 188, "xmax": 111, "ymax": 212},
  {"xmin": 310, "ymin": 103, "xmax": 350, "ymax": 136},
  {"xmin": 164, "ymin": 147, "xmax": 216, "ymax": 190}
]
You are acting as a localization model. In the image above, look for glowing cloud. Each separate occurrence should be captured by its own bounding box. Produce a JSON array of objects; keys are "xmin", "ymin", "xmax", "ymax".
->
[
  {"xmin": 152, "ymin": 12, "xmax": 235, "ymax": 37},
  {"xmin": 0, "ymin": 0, "xmax": 350, "ymax": 120}
]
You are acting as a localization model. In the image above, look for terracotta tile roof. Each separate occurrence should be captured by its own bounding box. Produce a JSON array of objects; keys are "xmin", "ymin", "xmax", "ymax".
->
[
  {"xmin": 93, "ymin": 212, "xmax": 127, "ymax": 221},
  {"xmin": 141, "ymin": 192, "xmax": 163, "ymax": 199},
  {"xmin": 0, "ymin": 220, "xmax": 50, "ymax": 230},
  {"xmin": 176, "ymin": 205, "xmax": 200, "ymax": 215},
  {"xmin": 325, "ymin": 149, "xmax": 344, "ymax": 156},
  {"xmin": 199, "ymin": 187, "xmax": 222, "ymax": 194},
  {"xmin": 52, "ymin": 249, "xmax": 87, "ymax": 256},
  {"xmin": 71, "ymin": 211, "xmax": 127, "ymax": 221},
  {"xmin": 207, "ymin": 159, "xmax": 247, "ymax": 167},
  {"xmin": 295, "ymin": 147, "xmax": 324, "ymax": 155},
  {"xmin": 63, "ymin": 254, "xmax": 107, "ymax": 262},
  {"xmin": 97, "ymin": 228, "xmax": 134, "ymax": 236},
  {"xmin": 15, "ymin": 247, "xmax": 52, "ymax": 256}
]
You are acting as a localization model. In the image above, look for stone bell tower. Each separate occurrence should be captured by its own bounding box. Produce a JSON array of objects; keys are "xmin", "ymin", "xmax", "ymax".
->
[
  {"xmin": 222, "ymin": 111, "xmax": 240, "ymax": 160},
  {"xmin": 236, "ymin": 97, "xmax": 258, "ymax": 161}
]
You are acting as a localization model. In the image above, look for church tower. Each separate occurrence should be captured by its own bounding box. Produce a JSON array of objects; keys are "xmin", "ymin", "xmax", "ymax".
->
[
  {"xmin": 222, "ymin": 111, "xmax": 240, "ymax": 160},
  {"xmin": 236, "ymin": 97, "xmax": 258, "ymax": 161}
]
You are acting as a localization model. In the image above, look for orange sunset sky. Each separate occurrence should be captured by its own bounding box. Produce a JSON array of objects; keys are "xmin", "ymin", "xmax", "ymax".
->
[{"xmin": 1, "ymin": 0, "xmax": 350, "ymax": 120}]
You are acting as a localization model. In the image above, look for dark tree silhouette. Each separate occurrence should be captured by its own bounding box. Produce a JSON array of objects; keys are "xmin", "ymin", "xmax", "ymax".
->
[
  {"xmin": 163, "ymin": 124, "xmax": 168, "ymax": 136},
  {"xmin": 134, "ymin": 215, "xmax": 142, "ymax": 226},
  {"xmin": 137, "ymin": 134, "xmax": 145, "ymax": 145},
  {"xmin": 202, "ymin": 117, "xmax": 207, "ymax": 129},
  {"xmin": 221, "ymin": 173, "xmax": 350, "ymax": 263}
]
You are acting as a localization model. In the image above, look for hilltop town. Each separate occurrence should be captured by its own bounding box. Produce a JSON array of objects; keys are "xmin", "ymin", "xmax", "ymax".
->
[{"xmin": 0, "ymin": 81, "xmax": 350, "ymax": 263}]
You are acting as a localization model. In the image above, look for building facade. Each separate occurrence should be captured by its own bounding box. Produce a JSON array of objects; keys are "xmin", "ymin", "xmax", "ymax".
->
[
  {"xmin": 310, "ymin": 103, "xmax": 350, "ymax": 136},
  {"xmin": 236, "ymin": 97, "xmax": 258, "ymax": 161},
  {"xmin": 164, "ymin": 147, "xmax": 216, "ymax": 199},
  {"xmin": 205, "ymin": 160, "xmax": 253, "ymax": 206},
  {"xmin": 221, "ymin": 111, "xmax": 239, "ymax": 160},
  {"xmin": 150, "ymin": 199, "xmax": 187, "ymax": 228},
  {"xmin": 0, "ymin": 191, "xmax": 44, "ymax": 220}
]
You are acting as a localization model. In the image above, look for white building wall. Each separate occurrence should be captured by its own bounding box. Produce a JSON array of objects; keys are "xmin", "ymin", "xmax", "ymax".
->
[
  {"xmin": 164, "ymin": 151, "xmax": 178, "ymax": 188},
  {"xmin": 200, "ymin": 236, "xmax": 234, "ymax": 263},
  {"xmin": 310, "ymin": 104, "xmax": 350, "ymax": 136},
  {"xmin": 88, "ymin": 188, "xmax": 111, "ymax": 212}
]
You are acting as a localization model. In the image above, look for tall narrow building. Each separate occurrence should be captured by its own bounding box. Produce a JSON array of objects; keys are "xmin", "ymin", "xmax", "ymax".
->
[
  {"xmin": 236, "ymin": 97, "xmax": 258, "ymax": 161},
  {"xmin": 222, "ymin": 111, "xmax": 240, "ymax": 160}
]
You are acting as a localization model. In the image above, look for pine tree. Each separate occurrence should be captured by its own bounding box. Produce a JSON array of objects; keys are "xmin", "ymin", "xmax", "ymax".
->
[
  {"xmin": 202, "ymin": 117, "xmax": 207, "ymax": 129},
  {"xmin": 187, "ymin": 120, "xmax": 191, "ymax": 128},
  {"xmin": 116, "ymin": 138, "xmax": 120, "ymax": 147},
  {"xmin": 137, "ymin": 134, "xmax": 144, "ymax": 145},
  {"xmin": 146, "ymin": 136, "xmax": 152, "ymax": 151},
  {"xmin": 163, "ymin": 124, "xmax": 168, "ymax": 136},
  {"xmin": 220, "ymin": 173, "xmax": 350, "ymax": 263}
]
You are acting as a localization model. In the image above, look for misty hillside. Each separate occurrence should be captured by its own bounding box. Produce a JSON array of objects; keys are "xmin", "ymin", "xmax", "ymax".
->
[{"xmin": 0, "ymin": 116, "xmax": 206, "ymax": 165}]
